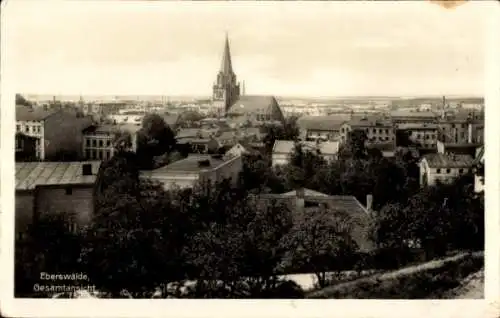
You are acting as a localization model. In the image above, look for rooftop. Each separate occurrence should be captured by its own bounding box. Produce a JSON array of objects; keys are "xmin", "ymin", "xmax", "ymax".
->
[
  {"xmin": 390, "ymin": 110, "xmax": 438, "ymax": 119},
  {"xmin": 83, "ymin": 123, "xmax": 141, "ymax": 134},
  {"xmin": 349, "ymin": 116, "xmax": 392, "ymax": 128},
  {"xmin": 148, "ymin": 154, "xmax": 231, "ymax": 173},
  {"xmin": 273, "ymin": 140, "xmax": 339, "ymax": 155},
  {"xmin": 16, "ymin": 161, "xmax": 101, "ymax": 191},
  {"xmin": 257, "ymin": 189, "xmax": 373, "ymax": 252},
  {"xmin": 297, "ymin": 114, "xmax": 352, "ymax": 131},
  {"xmin": 16, "ymin": 105, "xmax": 57, "ymax": 121},
  {"xmin": 397, "ymin": 123, "xmax": 438, "ymax": 130},
  {"xmin": 422, "ymin": 153, "xmax": 474, "ymax": 168},
  {"xmin": 227, "ymin": 95, "xmax": 284, "ymax": 121}
]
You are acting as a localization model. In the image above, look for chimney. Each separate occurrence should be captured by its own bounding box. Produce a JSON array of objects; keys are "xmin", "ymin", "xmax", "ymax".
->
[
  {"xmin": 366, "ymin": 194, "xmax": 373, "ymax": 212},
  {"xmin": 82, "ymin": 164, "xmax": 92, "ymax": 176},
  {"xmin": 467, "ymin": 122, "xmax": 473, "ymax": 143},
  {"xmin": 296, "ymin": 188, "xmax": 305, "ymax": 213}
]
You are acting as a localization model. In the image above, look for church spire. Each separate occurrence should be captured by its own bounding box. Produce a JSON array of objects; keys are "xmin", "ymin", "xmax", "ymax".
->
[{"xmin": 220, "ymin": 32, "xmax": 234, "ymax": 74}]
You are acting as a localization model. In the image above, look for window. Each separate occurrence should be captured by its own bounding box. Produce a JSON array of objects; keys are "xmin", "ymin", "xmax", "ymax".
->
[
  {"xmin": 86, "ymin": 139, "xmax": 91, "ymax": 147},
  {"xmin": 16, "ymin": 125, "xmax": 20, "ymax": 132},
  {"xmin": 67, "ymin": 221, "xmax": 77, "ymax": 233},
  {"xmin": 85, "ymin": 149, "xmax": 90, "ymax": 159},
  {"xmin": 459, "ymin": 168, "xmax": 464, "ymax": 174},
  {"xmin": 65, "ymin": 187, "xmax": 73, "ymax": 195},
  {"xmin": 106, "ymin": 140, "xmax": 112, "ymax": 147},
  {"xmin": 91, "ymin": 149, "xmax": 97, "ymax": 159},
  {"xmin": 25, "ymin": 126, "xmax": 30, "ymax": 133},
  {"xmin": 446, "ymin": 169, "xmax": 451, "ymax": 174},
  {"xmin": 92, "ymin": 139, "xmax": 97, "ymax": 147},
  {"xmin": 98, "ymin": 140, "xmax": 104, "ymax": 147},
  {"xmin": 385, "ymin": 129, "xmax": 389, "ymax": 134},
  {"xmin": 425, "ymin": 135, "xmax": 429, "ymax": 140},
  {"xmin": 437, "ymin": 168, "xmax": 441, "ymax": 173}
]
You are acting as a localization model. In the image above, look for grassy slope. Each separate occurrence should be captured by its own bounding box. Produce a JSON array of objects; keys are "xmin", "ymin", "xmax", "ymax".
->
[{"xmin": 307, "ymin": 251, "xmax": 484, "ymax": 299}]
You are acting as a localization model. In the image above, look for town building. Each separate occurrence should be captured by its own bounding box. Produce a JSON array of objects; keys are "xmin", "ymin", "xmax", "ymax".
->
[
  {"xmin": 437, "ymin": 110, "xmax": 484, "ymax": 144},
  {"xmin": 82, "ymin": 124, "xmax": 140, "ymax": 161},
  {"xmin": 472, "ymin": 146, "xmax": 484, "ymax": 194},
  {"xmin": 15, "ymin": 161, "xmax": 101, "ymax": 240},
  {"xmin": 15, "ymin": 133, "xmax": 38, "ymax": 161},
  {"xmin": 272, "ymin": 140, "xmax": 339, "ymax": 167},
  {"xmin": 396, "ymin": 123, "xmax": 438, "ymax": 150},
  {"xmin": 390, "ymin": 110, "xmax": 438, "ymax": 125},
  {"xmin": 340, "ymin": 116, "xmax": 394, "ymax": 145},
  {"xmin": 418, "ymin": 153, "xmax": 475, "ymax": 187},
  {"xmin": 140, "ymin": 154, "xmax": 243, "ymax": 190},
  {"xmin": 16, "ymin": 105, "xmax": 93, "ymax": 160},
  {"xmin": 297, "ymin": 114, "xmax": 351, "ymax": 142},
  {"xmin": 224, "ymin": 141, "xmax": 261, "ymax": 158},
  {"xmin": 256, "ymin": 189, "xmax": 374, "ymax": 252},
  {"xmin": 436, "ymin": 140, "xmax": 481, "ymax": 157}
]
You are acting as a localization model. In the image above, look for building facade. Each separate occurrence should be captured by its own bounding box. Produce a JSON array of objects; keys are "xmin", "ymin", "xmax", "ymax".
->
[
  {"xmin": 340, "ymin": 117, "xmax": 394, "ymax": 145},
  {"xmin": 82, "ymin": 124, "xmax": 140, "ymax": 161},
  {"xmin": 141, "ymin": 154, "xmax": 243, "ymax": 190},
  {"xmin": 397, "ymin": 123, "xmax": 438, "ymax": 150},
  {"xmin": 272, "ymin": 140, "xmax": 339, "ymax": 167},
  {"xmin": 419, "ymin": 153, "xmax": 474, "ymax": 187},
  {"xmin": 16, "ymin": 106, "xmax": 93, "ymax": 160},
  {"xmin": 15, "ymin": 161, "xmax": 101, "ymax": 240}
]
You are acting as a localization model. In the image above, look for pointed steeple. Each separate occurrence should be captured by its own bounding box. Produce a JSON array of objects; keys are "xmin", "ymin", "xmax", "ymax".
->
[{"xmin": 220, "ymin": 32, "xmax": 234, "ymax": 74}]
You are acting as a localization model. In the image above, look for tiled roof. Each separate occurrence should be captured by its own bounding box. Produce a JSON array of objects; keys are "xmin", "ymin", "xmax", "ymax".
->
[
  {"xmin": 422, "ymin": 153, "xmax": 474, "ymax": 168},
  {"xmin": 16, "ymin": 106, "xmax": 57, "ymax": 121},
  {"xmin": 297, "ymin": 114, "xmax": 352, "ymax": 131},
  {"xmin": 16, "ymin": 161, "xmax": 101, "ymax": 191},
  {"xmin": 390, "ymin": 110, "xmax": 438, "ymax": 119},
  {"xmin": 348, "ymin": 116, "xmax": 392, "ymax": 128},
  {"xmin": 228, "ymin": 95, "xmax": 284, "ymax": 121},
  {"xmin": 147, "ymin": 154, "xmax": 228, "ymax": 173},
  {"xmin": 397, "ymin": 123, "xmax": 438, "ymax": 130},
  {"xmin": 83, "ymin": 124, "xmax": 141, "ymax": 134},
  {"xmin": 257, "ymin": 189, "xmax": 373, "ymax": 252},
  {"xmin": 272, "ymin": 140, "xmax": 339, "ymax": 156}
]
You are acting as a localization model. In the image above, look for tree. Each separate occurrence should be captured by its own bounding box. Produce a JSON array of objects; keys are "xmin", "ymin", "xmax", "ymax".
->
[
  {"xmin": 182, "ymin": 180, "xmax": 294, "ymax": 298},
  {"xmin": 16, "ymin": 94, "xmax": 32, "ymax": 106},
  {"xmin": 283, "ymin": 142, "xmax": 327, "ymax": 189},
  {"xmin": 284, "ymin": 207, "xmax": 358, "ymax": 288},
  {"xmin": 15, "ymin": 214, "xmax": 83, "ymax": 297},
  {"xmin": 372, "ymin": 173, "xmax": 483, "ymax": 264},
  {"xmin": 83, "ymin": 151, "xmax": 188, "ymax": 297},
  {"xmin": 238, "ymin": 153, "xmax": 286, "ymax": 194},
  {"xmin": 339, "ymin": 129, "xmax": 368, "ymax": 159},
  {"xmin": 262, "ymin": 117, "xmax": 300, "ymax": 153},
  {"xmin": 136, "ymin": 114, "xmax": 176, "ymax": 169}
]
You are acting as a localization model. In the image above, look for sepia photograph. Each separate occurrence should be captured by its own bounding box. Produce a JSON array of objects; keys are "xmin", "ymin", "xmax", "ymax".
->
[{"xmin": 1, "ymin": 0, "xmax": 499, "ymax": 317}]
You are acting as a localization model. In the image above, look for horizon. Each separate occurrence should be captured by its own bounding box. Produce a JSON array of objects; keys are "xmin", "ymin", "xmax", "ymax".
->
[{"xmin": 5, "ymin": 1, "xmax": 487, "ymax": 97}]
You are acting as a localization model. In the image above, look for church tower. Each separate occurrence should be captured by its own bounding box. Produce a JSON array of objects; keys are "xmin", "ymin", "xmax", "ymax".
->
[{"xmin": 212, "ymin": 33, "xmax": 240, "ymax": 114}]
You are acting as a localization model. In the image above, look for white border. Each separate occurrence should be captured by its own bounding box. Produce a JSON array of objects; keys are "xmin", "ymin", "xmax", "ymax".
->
[{"xmin": 1, "ymin": 1, "xmax": 499, "ymax": 317}]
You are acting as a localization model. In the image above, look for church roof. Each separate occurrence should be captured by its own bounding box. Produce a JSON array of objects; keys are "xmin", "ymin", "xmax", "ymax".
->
[{"xmin": 227, "ymin": 95, "xmax": 284, "ymax": 120}]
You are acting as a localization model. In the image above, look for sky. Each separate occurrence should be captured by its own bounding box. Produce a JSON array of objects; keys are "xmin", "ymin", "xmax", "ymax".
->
[{"xmin": 2, "ymin": 0, "xmax": 490, "ymax": 97}]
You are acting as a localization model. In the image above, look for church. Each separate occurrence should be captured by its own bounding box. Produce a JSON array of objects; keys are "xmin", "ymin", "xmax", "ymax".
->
[{"xmin": 212, "ymin": 34, "xmax": 285, "ymax": 127}]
